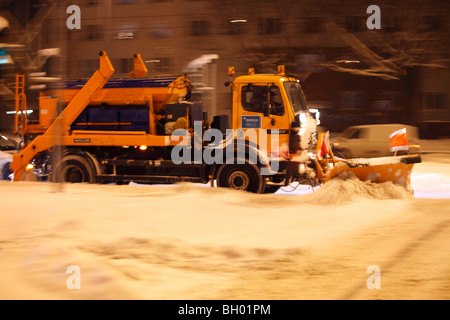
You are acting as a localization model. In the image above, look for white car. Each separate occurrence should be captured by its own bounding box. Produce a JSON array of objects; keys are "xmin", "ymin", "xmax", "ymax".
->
[
  {"xmin": 331, "ymin": 124, "xmax": 420, "ymax": 158},
  {"xmin": 0, "ymin": 134, "xmax": 19, "ymax": 180}
]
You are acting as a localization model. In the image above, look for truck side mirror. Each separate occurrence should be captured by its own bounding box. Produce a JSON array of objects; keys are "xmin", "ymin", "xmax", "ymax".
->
[{"xmin": 291, "ymin": 114, "xmax": 301, "ymax": 128}]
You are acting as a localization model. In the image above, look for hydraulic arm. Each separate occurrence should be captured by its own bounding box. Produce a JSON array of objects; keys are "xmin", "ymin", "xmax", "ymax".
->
[{"xmin": 11, "ymin": 51, "xmax": 115, "ymax": 181}]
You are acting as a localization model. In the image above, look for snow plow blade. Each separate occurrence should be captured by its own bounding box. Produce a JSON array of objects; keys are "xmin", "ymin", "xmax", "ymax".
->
[{"xmin": 322, "ymin": 155, "xmax": 421, "ymax": 191}]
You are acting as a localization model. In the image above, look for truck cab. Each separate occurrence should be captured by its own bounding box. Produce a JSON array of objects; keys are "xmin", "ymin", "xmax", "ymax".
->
[
  {"xmin": 230, "ymin": 72, "xmax": 317, "ymax": 160},
  {"xmin": 206, "ymin": 70, "xmax": 318, "ymax": 193}
]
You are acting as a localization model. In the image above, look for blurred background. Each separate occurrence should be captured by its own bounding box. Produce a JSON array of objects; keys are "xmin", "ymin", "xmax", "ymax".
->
[{"xmin": 0, "ymin": 0, "xmax": 449, "ymax": 137}]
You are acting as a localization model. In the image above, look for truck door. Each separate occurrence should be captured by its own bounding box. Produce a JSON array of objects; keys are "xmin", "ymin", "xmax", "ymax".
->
[{"xmin": 237, "ymin": 84, "xmax": 290, "ymax": 158}]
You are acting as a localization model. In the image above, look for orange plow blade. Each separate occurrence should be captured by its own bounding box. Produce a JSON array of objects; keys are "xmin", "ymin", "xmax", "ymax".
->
[{"xmin": 322, "ymin": 155, "xmax": 422, "ymax": 192}]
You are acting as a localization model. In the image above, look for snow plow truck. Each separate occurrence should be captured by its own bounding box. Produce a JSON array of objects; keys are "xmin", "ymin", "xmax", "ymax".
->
[{"xmin": 11, "ymin": 51, "xmax": 421, "ymax": 193}]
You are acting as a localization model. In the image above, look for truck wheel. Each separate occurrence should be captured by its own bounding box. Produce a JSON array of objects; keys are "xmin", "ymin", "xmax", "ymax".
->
[
  {"xmin": 2, "ymin": 162, "xmax": 13, "ymax": 181},
  {"xmin": 217, "ymin": 164, "xmax": 264, "ymax": 193},
  {"xmin": 51, "ymin": 154, "xmax": 96, "ymax": 183}
]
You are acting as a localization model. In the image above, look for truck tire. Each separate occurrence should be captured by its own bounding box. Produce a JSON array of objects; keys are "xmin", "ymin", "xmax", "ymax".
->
[
  {"xmin": 51, "ymin": 154, "xmax": 96, "ymax": 183},
  {"xmin": 2, "ymin": 162, "xmax": 12, "ymax": 181},
  {"xmin": 217, "ymin": 164, "xmax": 264, "ymax": 193}
]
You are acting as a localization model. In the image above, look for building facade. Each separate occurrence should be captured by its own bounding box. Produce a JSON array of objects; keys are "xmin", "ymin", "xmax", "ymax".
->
[{"xmin": 1, "ymin": 0, "xmax": 449, "ymax": 136}]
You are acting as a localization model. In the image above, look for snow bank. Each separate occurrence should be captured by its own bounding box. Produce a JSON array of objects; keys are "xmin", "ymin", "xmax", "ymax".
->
[{"xmin": 298, "ymin": 171, "xmax": 411, "ymax": 205}]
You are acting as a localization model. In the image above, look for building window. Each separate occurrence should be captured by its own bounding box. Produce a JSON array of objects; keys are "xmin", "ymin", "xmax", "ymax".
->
[
  {"xmin": 422, "ymin": 16, "xmax": 444, "ymax": 32},
  {"xmin": 304, "ymin": 17, "xmax": 322, "ymax": 34},
  {"xmin": 423, "ymin": 93, "xmax": 446, "ymax": 110},
  {"xmin": 260, "ymin": 18, "xmax": 282, "ymax": 35},
  {"xmin": 86, "ymin": 0, "xmax": 100, "ymax": 6},
  {"xmin": 115, "ymin": 0, "xmax": 139, "ymax": 4},
  {"xmin": 81, "ymin": 59, "xmax": 97, "ymax": 75},
  {"xmin": 227, "ymin": 21, "xmax": 247, "ymax": 36},
  {"xmin": 85, "ymin": 25, "xmax": 103, "ymax": 40},
  {"xmin": 147, "ymin": 57, "xmax": 172, "ymax": 74},
  {"xmin": 149, "ymin": 22, "xmax": 174, "ymax": 38},
  {"xmin": 113, "ymin": 23, "xmax": 138, "ymax": 40},
  {"xmin": 345, "ymin": 16, "xmax": 364, "ymax": 32},
  {"xmin": 339, "ymin": 92, "xmax": 365, "ymax": 110},
  {"xmin": 296, "ymin": 54, "xmax": 326, "ymax": 73},
  {"xmin": 372, "ymin": 92, "xmax": 398, "ymax": 110},
  {"xmin": 384, "ymin": 15, "xmax": 400, "ymax": 32},
  {"xmin": 116, "ymin": 58, "xmax": 134, "ymax": 73},
  {"xmin": 191, "ymin": 20, "xmax": 210, "ymax": 36}
]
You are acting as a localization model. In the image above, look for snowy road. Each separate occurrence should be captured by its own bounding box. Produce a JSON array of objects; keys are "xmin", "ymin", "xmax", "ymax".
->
[{"xmin": 0, "ymin": 146, "xmax": 449, "ymax": 300}]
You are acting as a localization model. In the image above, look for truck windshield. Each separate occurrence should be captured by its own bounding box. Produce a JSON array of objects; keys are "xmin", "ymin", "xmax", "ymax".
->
[{"xmin": 283, "ymin": 81, "xmax": 308, "ymax": 113}]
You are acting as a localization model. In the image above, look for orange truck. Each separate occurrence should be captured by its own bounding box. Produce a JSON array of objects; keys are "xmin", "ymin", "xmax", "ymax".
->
[{"xmin": 11, "ymin": 51, "xmax": 421, "ymax": 193}]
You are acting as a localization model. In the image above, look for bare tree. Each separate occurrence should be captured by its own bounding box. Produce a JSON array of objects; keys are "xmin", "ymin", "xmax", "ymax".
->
[
  {"xmin": 321, "ymin": 22, "xmax": 448, "ymax": 80},
  {"xmin": 320, "ymin": 19, "xmax": 449, "ymax": 121}
]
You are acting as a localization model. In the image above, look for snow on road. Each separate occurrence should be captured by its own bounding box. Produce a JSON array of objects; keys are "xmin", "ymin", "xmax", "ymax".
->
[{"xmin": 0, "ymin": 141, "xmax": 449, "ymax": 299}]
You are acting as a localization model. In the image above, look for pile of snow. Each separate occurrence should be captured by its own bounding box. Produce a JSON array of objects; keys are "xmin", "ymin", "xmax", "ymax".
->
[{"xmin": 298, "ymin": 171, "xmax": 411, "ymax": 205}]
